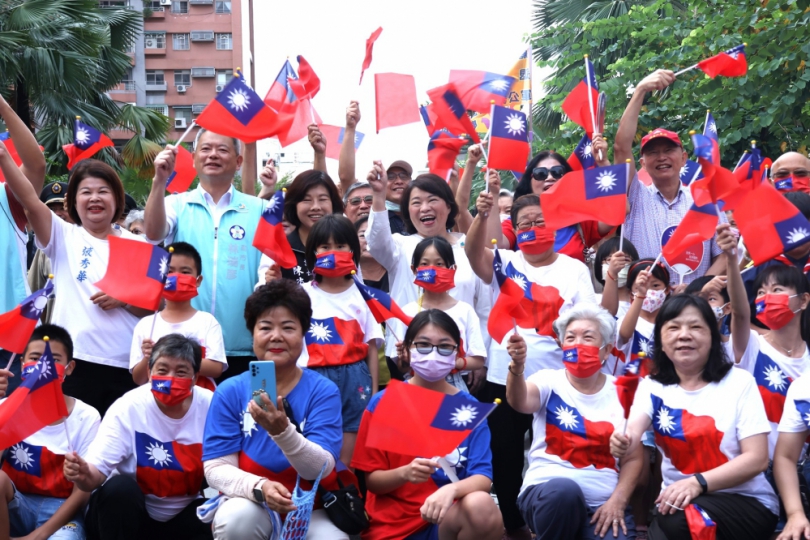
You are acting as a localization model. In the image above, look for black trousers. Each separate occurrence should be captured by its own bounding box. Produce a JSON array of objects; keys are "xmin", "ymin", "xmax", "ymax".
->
[
  {"xmin": 648, "ymin": 492, "xmax": 777, "ymax": 540},
  {"xmin": 86, "ymin": 475, "xmax": 212, "ymax": 540},
  {"xmin": 479, "ymin": 380, "xmax": 533, "ymax": 531},
  {"xmin": 218, "ymin": 355, "xmax": 256, "ymax": 383},
  {"xmin": 62, "ymin": 360, "xmax": 136, "ymax": 417}
]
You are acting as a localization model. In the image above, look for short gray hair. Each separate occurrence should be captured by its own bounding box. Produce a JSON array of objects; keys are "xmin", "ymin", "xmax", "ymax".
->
[
  {"xmin": 124, "ymin": 209, "xmax": 144, "ymax": 229},
  {"xmin": 553, "ymin": 302, "xmax": 616, "ymax": 349},
  {"xmin": 343, "ymin": 181, "xmax": 370, "ymax": 204},
  {"xmin": 148, "ymin": 333, "xmax": 202, "ymax": 373},
  {"xmin": 194, "ymin": 128, "xmax": 241, "ymax": 156}
]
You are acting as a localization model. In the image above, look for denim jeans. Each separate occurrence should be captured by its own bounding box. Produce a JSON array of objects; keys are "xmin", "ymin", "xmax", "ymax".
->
[{"xmin": 8, "ymin": 489, "xmax": 85, "ymax": 540}]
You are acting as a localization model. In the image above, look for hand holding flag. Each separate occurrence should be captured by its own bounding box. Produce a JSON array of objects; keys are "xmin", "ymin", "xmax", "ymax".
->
[
  {"xmin": 0, "ymin": 279, "xmax": 54, "ymax": 354},
  {"xmin": 675, "ymin": 44, "xmax": 747, "ymax": 78},
  {"xmin": 94, "ymin": 238, "xmax": 170, "ymax": 311},
  {"xmin": 252, "ymin": 190, "xmax": 297, "ymax": 268},
  {"xmin": 62, "ymin": 118, "xmax": 114, "ymax": 170}
]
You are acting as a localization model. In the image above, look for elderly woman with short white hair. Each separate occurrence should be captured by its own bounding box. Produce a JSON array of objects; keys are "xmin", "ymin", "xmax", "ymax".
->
[{"xmin": 505, "ymin": 303, "xmax": 642, "ymax": 540}]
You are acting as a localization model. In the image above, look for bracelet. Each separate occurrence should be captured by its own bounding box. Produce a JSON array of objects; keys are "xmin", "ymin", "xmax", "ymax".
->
[
  {"xmin": 606, "ymin": 271, "xmax": 617, "ymax": 281},
  {"xmin": 634, "ymin": 294, "xmax": 647, "ymax": 300},
  {"xmin": 460, "ymin": 357, "xmax": 468, "ymax": 371},
  {"xmin": 508, "ymin": 363, "xmax": 524, "ymax": 376}
]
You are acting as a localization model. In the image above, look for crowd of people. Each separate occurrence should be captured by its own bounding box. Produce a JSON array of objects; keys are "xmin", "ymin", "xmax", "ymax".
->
[{"xmin": 0, "ymin": 67, "xmax": 810, "ymax": 540}]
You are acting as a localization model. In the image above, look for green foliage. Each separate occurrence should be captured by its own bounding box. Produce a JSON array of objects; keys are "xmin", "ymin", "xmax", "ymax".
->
[{"xmin": 531, "ymin": 0, "xmax": 810, "ymax": 166}]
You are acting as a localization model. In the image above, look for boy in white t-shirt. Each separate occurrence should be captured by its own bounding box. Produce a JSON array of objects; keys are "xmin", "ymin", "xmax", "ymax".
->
[
  {"xmin": 0, "ymin": 324, "xmax": 101, "ymax": 540},
  {"xmin": 130, "ymin": 242, "xmax": 226, "ymax": 390}
]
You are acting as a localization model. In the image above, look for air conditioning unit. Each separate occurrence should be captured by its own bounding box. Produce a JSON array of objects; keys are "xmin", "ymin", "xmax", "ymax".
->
[
  {"xmin": 160, "ymin": 0, "xmax": 172, "ymax": 5},
  {"xmin": 145, "ymin": 39, "xmax": 155, "ymax": 47},
  {"xmin": 215, "ymin": 84, "xmax": 224, "ymax": 93},
  {"xmin": 175, "ymin": 118, "xmax": 188, "ymax": 129},
  {"xmin": 176, "ymin": 85, "xmax": 187, "ymax": 93}
]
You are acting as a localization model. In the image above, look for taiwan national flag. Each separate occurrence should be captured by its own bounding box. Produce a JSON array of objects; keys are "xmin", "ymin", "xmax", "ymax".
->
[
  {"xmin": 359, "ymin": 27, "xmax": 383, "ymax": 85},
  {"xmin": 0, "ymin": 342, "xmax": 68, "ymax": 449},
  {"xmin": 734, "ymin": 182, "xmax": 810, "ymax": 265},
  {"xmin": 623, "ymin": 330, "xmax": 654, "ymax": 377},
  {"xmin": 288, "ymin": 55, "xmax": 320, "ymax": 101},
  {"xmin": 651, "ymin": 394, "xmax": 729, "ymax": 474},
  {"xmin": 365, "ymin": 380, "xmax": 497, "ymax": 457},
  {"xmin": 62, "ymin": 119, "xmax": 114, "ymax": 170},
  {"xmin": 252, "ymin": 190, "xmax": 297, "ymax": 269},
  {"xmin": 420, "ymin": 105, "xmax": 438, "ymax": 136},
  {"xmin": 94, "ymin": 237, "xmax": 169, "ymax": 311},
  {"xmin": 662, "ymin": 203, "xmax": 719, "ymax": 265},
  {"xmin": 753, "ymin": 352, "xmax": 792, "ymax": 423},
  {"xmin": 0, "ymin": 131, "xmax": 21, "ymax": 182},
  {"xmin": 487, "ymin": 105, "xmax": 529, "ymax": 172},
  {"xmin": 319, "ymin": 125, "xmax": 364, "ymax": 161},
  {"xmin": 425, "ymin": 83, "xmax": 481, "ymax": 143},
  {"xmin": 561, "ymin": 57, "xmax": 599, "ymax": 135},
  {"xmin": 722, "ymin": 148, "xmax": 766, "ymax": 212},
  {"xmin": 685, "ymin": 504, "xmax": 717, "ymax": 540},
  {"xmin": 697, "ymin": 44, "xmax": 747, "ymax": 78},
  {"xmin": 498, "ymin": 260, "xmax": 564, "ymax": 337},
  {"xmin": 2, "ymin": 442, "xmax": 72, "ymax": 498},
  {"xmin": 265, "ymin": 59, "xmax": 299, "ymax": 111},
  {"xmin": 795, "ymin": 399, "xmax": 810, "ymax": 430},
  {"xmin": 703, "ymin": 111, "xmax": 721, "ymax": 164},
  {"xmin": 614, "ymin": 375, "xmax": 640, "ymax": 420},
  {"xmin": 135, "ymin": 431, "xmax": 203, "ymax": 497},
  {"xmin": 568, "ymin": 134, "xmax": 595, "ymax": 171},
  {"xmin": 488, "ymin": 250, "xmax": 529, "ymax": 343},
  {"xmin": 375, "ymin": 73, "xmax": 421, "ymax": 133},
  {"xmin": 690, "ymin": 133, "xmax": 739, "ymax": 207},
  {"xmin": 448, "ymin": 70, "xmax": 516, "ymax": 113},
  {"xmin": 353, "ymin": 276, "xmax": 413, "ymax": 326},
  {"xmin": 165, "ymin": 145, "xmax": 196, "ymax": 194},
  {"xmin": 305, "ymin": 317, "xmax": 367, "ymax": 368},
  {"xmin": 427, "ymin": 131, "xmax": 465, "ymax": 181},
  {"xmin": 541, "ymin": 163, "xmax": 629, "ymax": 230},
  {"xmin": 544, "ymin": 391, "xmax": 617, "ymax": 471},
  {"xmin": 0, "ymin": 280, "xmax": 54, "ymax": 354},
  {"xmin": 679, "ymin": 159, "xmax": 703, "ymax": 186},
  {"xmin": 196, "ymin": 73, "xmax": 281, "ymax": 144}
]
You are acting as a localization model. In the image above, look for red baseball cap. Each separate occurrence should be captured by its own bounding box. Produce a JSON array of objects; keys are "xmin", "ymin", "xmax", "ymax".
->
[{"xmin": 640, "ymin": 128, "xmax": 682, "ymax": 152}]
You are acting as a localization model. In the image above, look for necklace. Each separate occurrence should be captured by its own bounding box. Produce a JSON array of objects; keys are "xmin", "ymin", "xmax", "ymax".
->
[{"xmin": 766, "ymin": 332, "xmax": 796, "ymax": 355}]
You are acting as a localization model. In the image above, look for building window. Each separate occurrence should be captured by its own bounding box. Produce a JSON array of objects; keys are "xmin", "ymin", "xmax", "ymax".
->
[
  {"xmin": 174, "ymin": 70, "xmax": 191, "ymax": 86},
  {"xmin": 144, "ymin": 33, "xmax": 165, "ymax": 49},
  {"xmin": 172, "ymin": 0, "xmax": 189, "ymax": 13},
  {"xmin": 146, "ymin": 70, "xmax": 165, "ymax": 85},
  {"xmin": 146, "ymin": 1, "xmax": 162, "ymax": 8},
  {"xmin": 215, "ymin": 1, "xmax": 231, "ymax": 13},
  {"xmin": 216, "ymin": 69, "xmax": 233, "ymax": 86},
  {"xmin": 173, "ymin": 33, "xmax": 190, "ymax": 50},
  {"xmin": 216, "ymin": 33, "xmax": 232, "ymax": 50},
  {"xmin": 174, "ymin": 107, "xmax": 193, "ymax": 127}
]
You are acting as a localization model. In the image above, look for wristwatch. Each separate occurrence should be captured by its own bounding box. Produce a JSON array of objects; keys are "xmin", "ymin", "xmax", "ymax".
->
[
  {"xmin": 253, "ymin": 480, "xmax": 266, "ymax": 503},
  {"xmin": 694, "ymin": 473, "xmax": 708, "ymax": 494}
]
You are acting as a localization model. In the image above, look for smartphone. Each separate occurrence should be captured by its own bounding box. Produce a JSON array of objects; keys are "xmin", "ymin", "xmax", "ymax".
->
[{"xmin": 249, "ymin": 361, "xmax": 276, "ymax": 410}]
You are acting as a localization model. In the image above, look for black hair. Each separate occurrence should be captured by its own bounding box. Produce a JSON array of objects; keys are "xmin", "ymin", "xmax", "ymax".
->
[
  {"xmin": 283, "ymin": 170, "xmax": 344, "ymax": 228},
  {"xmin": 305, "ymin": 214, "xmax": 361, "ymax": 282},
  {"xmin": 684, "ymin": 275, "xmax": 730, "ymax": 304},
  {"xmin": 148, "ymin": 333, "xmax": 202, "ymax": 374},
  {"xmin": 651, "ymin": 295, "xmax": 732, "ymax": 384},
  {"xmin": 167, "ymin": 241, "xmax": 202, "ymax": 275},
  {"xmin": 26, "ymin": 324, "xmax": 74, "ymax": 361},
  {"xmin": 402, "ymin": 309, "xmax": 462, "ymax": 357},
  {"xmin": 784, "ymin": 191, "xmax": 810, "ymax": 219},
  {"xmin": 627, "ymin": 258, "xmax": 671, "ymax": 290},
  {"xmin": 353, "ymin": 215, "xmax": 369, "ymax": 231},
  {"xmin": 412, "ymin": 236, "xmax": 455, "ymax": 268},
  {"xmin": 245, "ymin": 279, "xmax": 312, "ymax": 334},
  {"xmin": 509, "ymin": 194, "xmax": 541, "ymax": 227},
  {"xmin": 400, "ymin": 175, "xmax": 459, "ymax": 235},
  {"xmin": 594, "ymin": 236, "xmax": 640, "ymax": 285},
  {"xmin": 752, "ymin": 264, "xmax": 810, "ymax": 340},
  {"xmin": 514, "ymin": 151, "xmax": 572, "ymax": 199}
]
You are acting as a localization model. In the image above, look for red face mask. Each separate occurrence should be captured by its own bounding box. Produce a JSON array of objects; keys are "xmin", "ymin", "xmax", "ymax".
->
[
  {"xmin": 562, "ymin": 344, "xmax": 603, "ymax": 378},
  {"xmin": 414, "ymin": 266, "xmax": 456, "ymax": 293},
  {"xmin": 314, "ymin": 250, "xmax": 357, "ymax": 277},
  {"xmin": 515, "ymin": 226, "xmax": 555, "ymax": 255},
  {"xmin": 151, "ymin": 375, "xmax": 194, "ymax": 406},
  {"xmin": 162, "ymin": 273, "xmax": 199, "ymax": 302},
  {"xmin": 755, "ymin": 294, "xmax": 799, "ymax": 330},
  {"xmin": 21, "ymin": 361, "xmax": 66, "ymax": 382}
]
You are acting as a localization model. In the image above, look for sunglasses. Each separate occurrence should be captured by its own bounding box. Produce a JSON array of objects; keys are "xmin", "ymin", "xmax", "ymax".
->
[
  {"xmin": 388, "ymin": 172, "xmax": 411, "ymax": 181},
  {"xmin": 348, "ymin": 195, "xmax": 374, "ymax": 206},
  {"xmin": 532, "ymin": 166, "xmax": 566, "ymax": 181},
  {"xmin": 411, "ymin": 342, "xmax": 458, "ymax": 356}
]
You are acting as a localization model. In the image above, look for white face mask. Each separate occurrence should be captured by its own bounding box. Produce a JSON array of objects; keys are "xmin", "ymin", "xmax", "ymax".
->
[
  {"xmin": 713, "ymin": 303, "xmax": 729, "ymax": 320},
  {"xmin": 601, "ymin": 263, "xmax": 630, "ymax": 288},
  {"xmin": 409, "ymin": 349, "xmax": 456, "ymax": 382},
  {"xmin": 499, "ymin": 213, "xmax": 510, "ymax": 223},
  {"xmin": 642, "ymin": 288, "xmax": 667, "ymax": 313}
]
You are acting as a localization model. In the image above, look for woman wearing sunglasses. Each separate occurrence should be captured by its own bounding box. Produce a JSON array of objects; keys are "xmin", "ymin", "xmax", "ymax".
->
[{"xmin": 496, "ymin": 136, "xmax": 613, "ymax": 264}]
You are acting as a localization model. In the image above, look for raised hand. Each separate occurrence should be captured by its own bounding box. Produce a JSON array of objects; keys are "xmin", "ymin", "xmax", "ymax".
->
[
  {"xmin": 346, "ymin": 101, "xmax": 361, "ymax": 129},
  {"xmin": 153, "ymin": 145, "xmax": 178, "ymax": 186}
]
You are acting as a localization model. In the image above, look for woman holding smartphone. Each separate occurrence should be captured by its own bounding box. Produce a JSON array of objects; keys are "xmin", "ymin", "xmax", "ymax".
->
[{"xmin": 201, "ymin": 279, "xmax": 348, "ymax": 540}]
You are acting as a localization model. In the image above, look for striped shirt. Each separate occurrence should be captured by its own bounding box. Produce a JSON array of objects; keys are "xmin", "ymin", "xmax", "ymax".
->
[{"xmin": 624, "ymin": 174, "xmax": 724, "ymax": 285}]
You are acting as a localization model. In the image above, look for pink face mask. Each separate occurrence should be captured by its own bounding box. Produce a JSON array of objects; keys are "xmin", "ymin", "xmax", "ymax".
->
[{"xmin": 409, "ymin": 349, "xmax": 456, "ymax": 382}]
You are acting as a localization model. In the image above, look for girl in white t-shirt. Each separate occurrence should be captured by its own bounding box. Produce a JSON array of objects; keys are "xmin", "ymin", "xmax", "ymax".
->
[
  {"xmin": 386, "ymin": 236, "xmax": 486, "ymax": 392},
  {"xmin": 594, "ymin": 236, "xmax": 638, "ymax": 319}
]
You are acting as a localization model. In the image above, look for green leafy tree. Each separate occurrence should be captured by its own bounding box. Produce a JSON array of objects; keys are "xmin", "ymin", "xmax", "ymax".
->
[{"xmin": 531, "ymin": 0, "xmax": 810, "ymax": 166}]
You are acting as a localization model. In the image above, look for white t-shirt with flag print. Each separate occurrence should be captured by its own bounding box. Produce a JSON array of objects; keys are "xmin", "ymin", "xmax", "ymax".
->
[
  {"xmin": 85, "ymin": 384, "xmax": 212, "ymax": 522},
  {"xmin": 630, "ymin": 369, "xmax": 778, "ymax": 515},
  {"xmin": 521, "ymin": 369, "xmax": 623, "ymax": 507},
  {"xmin": 734, "ymin": 329, "xmax": 810, "ymax": 455},
  {"xmin": 487, "ymin": 250, "xmax": 596, "ymax": 385},
  {"xmin": 778, "ymin": 373, "xmax": 810, "ymax": 443}
]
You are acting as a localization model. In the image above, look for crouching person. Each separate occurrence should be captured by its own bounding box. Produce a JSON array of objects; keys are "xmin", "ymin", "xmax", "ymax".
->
[{"xmin": 63, "ymin": 334, "xmax": 213, "ymax": 540}]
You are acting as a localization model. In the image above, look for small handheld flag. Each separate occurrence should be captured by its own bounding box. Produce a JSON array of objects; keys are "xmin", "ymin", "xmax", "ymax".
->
[
  {"xmin": 375, "ymin": 73, "xmax": 421, "ymax": 133},
  {"xmin": 614, "ymin": 374, "xmax": 640, "ymax": 431},
  {"xmin": 675, "ymin": 44, "xmax": 747, "ymax": 78},
  {"xmin": 488, "ymin": 250, "xmax": 528, "ymax": 344},
  {"xmin": 319, "ymin": 125, "xmax": 364, "ymax": 161},
  {"xmin": 685, "ymin": 504, "xmax": 717, "ymax": 540},
  {"xmin": 562, "ymin": 56, "xmax": 599, "ymax": 135},
  {"xmin": 487, "ymin": 105, "xmax": 529, "ymax": 172},
  {"xmin": 425, "ymin": 83, "xmax": 481, "ymax": 143},
  {"xmin": 541, "ymin": 163, "xmax": 629, "ymax": 230},
  {"xmin": 0, "ymin": 132, "xmax": 22, "ymax": 182},
  {"xmin": 661, "ymin": 203, "xmax": 719, "ymax": 264},
  {"xmin": 94, "ymin": 238, "xmax": 170, "ymax": 311},
  {"xmin": 252, "ymin": 190, "xmax": 297, "ymax": 268},
  {"xmin": 166, "ymin": 145, "xmax": 196, "ymax": 194},
  {"xmin": 264, "ymin": 59, "xmax": 298, "ymax": 111},
  {"xmin": 62, "ymin": 118, "xmax": 114, "ymax": 170},
  {"xmin": 568, "ymin": 134, "xmax": 595, "ymax": 171},
  {"xmin": 359, "ymin": 27, "xmax": 383, "ymax": 85},
  {"xmin": 448, "ymin": 70, "xmax": 516, "ymax": 114},
  {"xmin": 352, "ymin": 276, "xmax": 412, "ymax": 326},
  {"xmin": 0, "ymin": 280, "xmax": 54, "ymax": 354},
  {"xmin": 427, "ymin": 131, "xmax": 465, "ymax": 181},
  {"xmin": 288, "ymin": 55, "xmax": 320, "ymax": 101},
  {"xmin": 689, "ymin": 132, "xmax": 739, "ymax": 207}
]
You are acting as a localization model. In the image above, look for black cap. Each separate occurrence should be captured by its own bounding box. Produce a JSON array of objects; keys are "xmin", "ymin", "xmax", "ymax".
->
[
  {"xmin": 40, "ymin": 182, "xmax": 68, "ymax": 206},
  {"xmin": 123, "ymin": 193, "xmax": 138, "ymax": 216}
]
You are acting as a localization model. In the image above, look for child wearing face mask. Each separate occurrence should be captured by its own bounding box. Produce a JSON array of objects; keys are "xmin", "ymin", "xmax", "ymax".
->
[
  {"xmin": 594, "ymin": 237, "xmax": 639, "ymax": 319},
  {"xmin": 130, "ymin": 242, "xmax": 226, "ymax": 390},
  {"xmin": 1, "ymin": 324, "xmax": 101, "ymax": 540},
  {"xmin": 300, "ymin": 215, "xmax": 383, "ymax": 467},
  {"xmin": 684, "ymin": 274, "xmax": 732, "ymax": 343},
  {"xmin": 385, "ymin": 237, "xmax": 486, "ymax": 391},
  {"xmin": 616, "ymin": 259, "xmax": 672, "ymax": 377}
]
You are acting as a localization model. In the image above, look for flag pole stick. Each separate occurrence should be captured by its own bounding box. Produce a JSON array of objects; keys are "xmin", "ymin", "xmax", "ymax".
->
[
  {"xmin": 674, "ymin": 64, "xmax": 698, "ymax": 77},
  {"xmin": 484, "ymin": 102, "xmax": 495, "ymax": 194},
  {"xmin": 623, "ymin": 417, "xmax": 629, "ymax": 435},
  {"xmin": 63, "ymin": 416, "xmax": 74, "ymax": 453},
  {"xmin": 619, "ymin": 160, "xmax": 630, "ymax": 254},
  {"xmin": 652, "ymin": 252, "xmax": 664, "ymax": 269},
  {"xmin": 3, "ymin": 352, "xmax": 16, "ymax": 371},
  {"xmin": 176, "ymin": 121, "xmax": 197, "ymax": 147},
  {"xmin": 526, "ymin": 43, "xmax": 534, "ymax": 143},
  {"xmin": 583, "ymin": 55, "xmax": 601, "ymax": 161},
  {"xmin": 309, "ymin": 100, "xmax": 316, "ymax": 125}
]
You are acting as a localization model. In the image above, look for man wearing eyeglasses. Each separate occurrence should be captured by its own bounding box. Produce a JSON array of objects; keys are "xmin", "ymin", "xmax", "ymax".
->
[
  {"xmin": 343, "ymin": 181, "xmax": 374, "ymax": 223},
  {"xmin": 614, "ymin": 69, "xmax": 728, "ymax": 287},
  {"xmin": 771, "ymin": 152, "xmax": 810, "ymax": 194},
  {"xmin": 385, "ymin": 160, "xmax": 412, "ymax": 236}
]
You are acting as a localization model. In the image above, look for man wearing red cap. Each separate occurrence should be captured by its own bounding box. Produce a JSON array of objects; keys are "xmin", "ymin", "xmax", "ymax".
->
[{"xmin": 614, "ymin": 70, "xmax": 727, "ymax": 286}]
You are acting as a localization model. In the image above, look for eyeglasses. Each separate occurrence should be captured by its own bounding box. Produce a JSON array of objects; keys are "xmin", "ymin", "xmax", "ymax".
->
[
  {"xmin": 532, "ymin": 166, "xmax": 566, "ymax": 181},
  {"xmin": 773, "ymin": 170, "xmax": 809, "ymax": 179},
  {"xmin": 516, "ymin": 219, "xmax": 544, "ymax": 231},
  {"xmin": 411, "ymin": 342, "xmax": 458, "ymax": 356},
  {"xmin": 388, "ymin": 172, "xmax": 411, "ymax": 181},
  {"xmin": 349, "ymin": 195, "xmax": 373, "ymax": 206}
]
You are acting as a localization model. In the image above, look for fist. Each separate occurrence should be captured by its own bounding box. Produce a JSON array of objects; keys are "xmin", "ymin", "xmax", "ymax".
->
[
  {"xmin": 637, "ymin": 69, "xmax": 676, "ymax": 93},
  {"xmin": 367, "ymin": 160, "xmax": 386, "ymax": 193},
  {"xmin": 346, "ymin": 101, "xmax": 361, "ymax": 129},
  {"xmin": 308, "ymin": 125, "xmax": 326, "ymax": 154},
  {"xmin": 153, "ymin": 145, "xmax": 178, "ymax": 185},
  {"xmin": 264, "ymin": 264, "xmax": 281, "ymax": 283},
  {"xmin": 259, "ymin": 160, "xmax": 277, "ymax": 189}
]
